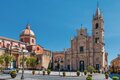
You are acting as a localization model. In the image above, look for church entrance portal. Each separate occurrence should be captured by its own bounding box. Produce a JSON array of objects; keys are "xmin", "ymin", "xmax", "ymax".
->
[{"xmin": 79, "ymin": 61, "xmax": 84, "ymax": 72}]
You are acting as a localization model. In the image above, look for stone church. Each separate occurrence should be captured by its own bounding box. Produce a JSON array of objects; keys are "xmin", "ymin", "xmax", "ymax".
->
[{"xmin": 52, "ymin": 6, "xmax": 108, "ymax": 72}]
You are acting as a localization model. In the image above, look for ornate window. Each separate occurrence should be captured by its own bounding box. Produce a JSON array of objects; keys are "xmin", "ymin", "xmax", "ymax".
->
[
  {"xmin": 37, "ymin": 47, "xmax": 39, "ymax": 51},
  {"xmin": 20, "ymin": 38, "xmax": 23, "ymax": 42},
  {"xmin": 32, "ymin": 39, "xmax": 34, "ymax": 43},
  {"xmin": 80, "ymin": 46, "xmax": 84, "ymax": 52},
  {"xmin": 95, "ymin": 37, "xmax": 99, "ymax": 43},
  {"xmin": 95, "ymin": 23, "xmax": 99, "ymax": 29},
  {"xmin": 7, "ymin": 44, "xmax": 10, "ymax": 48}
]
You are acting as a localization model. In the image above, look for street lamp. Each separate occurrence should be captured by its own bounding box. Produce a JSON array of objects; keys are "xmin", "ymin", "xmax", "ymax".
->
[
  {"xmin": 19, "ymin": 47, "xmax": 28, "ymax": 80},
  {"xmin": 58, "ymin": 60, "xmax": 60, "ymax": 76}
]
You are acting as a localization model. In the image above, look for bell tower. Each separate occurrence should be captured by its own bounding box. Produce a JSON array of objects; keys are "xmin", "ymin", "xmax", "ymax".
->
[
  {"xmin": 92, "ymin": 5, "xmax": 104, "ymax": 53},
  {"xmin": 92, "ymin": 4, "xmax": 105, "ymax": 70}
]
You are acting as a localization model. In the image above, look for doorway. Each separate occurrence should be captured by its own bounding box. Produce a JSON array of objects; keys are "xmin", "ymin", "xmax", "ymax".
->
[{"xmin": 79, "ymin": 61, "xmax": 84, "ymax": 72}]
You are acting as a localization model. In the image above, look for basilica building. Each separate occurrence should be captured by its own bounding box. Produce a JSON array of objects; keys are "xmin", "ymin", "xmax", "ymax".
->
[
  {"xmin": 52, "ymin": 6, "xmax": 108, "ymax": 72},
  {"xmin": 0, "ymin": 5, "xmax": 108, "ymax": 72},
  {"xmin": 0, "ymin": 24, "xmax": 51, "ymax": 69}
]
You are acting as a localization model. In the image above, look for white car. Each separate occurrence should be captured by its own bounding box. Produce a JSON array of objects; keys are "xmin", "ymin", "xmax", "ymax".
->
[{"xmin": 3, "ymin": 68, "xmax": 16, "ymax": 74}]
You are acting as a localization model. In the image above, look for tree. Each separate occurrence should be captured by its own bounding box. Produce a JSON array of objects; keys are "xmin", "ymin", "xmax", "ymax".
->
[
  {"xmin": 29, "ymin": 57, "xmax": 37, "ymax": 69},
  {"xmin": 0, "ymin": 55, "xmax": 4, "ymax": 71},
  {"xmin": 26, "ymin": 58, "xmax": 30, "ymax": 68},
  {"xmin": 87, "ymin": 66, "xmax": 95, "ymax": 73},
  {"xmin": 0, "ymin": 55, "xmax": 4, "ymax": 66},
  {"xmin": 4, "ymin": 54, "xmax": 13, "ymax": 68}
]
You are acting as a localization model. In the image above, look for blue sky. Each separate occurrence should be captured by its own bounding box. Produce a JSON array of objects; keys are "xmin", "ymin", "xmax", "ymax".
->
[{"xmin": 0, "ymin": 0, "xmax": 120, "ymax": 65}]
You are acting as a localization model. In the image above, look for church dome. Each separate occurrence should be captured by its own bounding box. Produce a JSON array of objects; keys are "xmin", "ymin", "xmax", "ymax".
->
[{"xmin": 20, "ymin": 24, "xmax": 35, "ymax": 37}]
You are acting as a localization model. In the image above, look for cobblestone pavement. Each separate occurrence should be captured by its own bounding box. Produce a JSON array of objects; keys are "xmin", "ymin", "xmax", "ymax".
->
[{"xmin": 0, "ymin": 70, "xmax": 112, "ymax": 80}]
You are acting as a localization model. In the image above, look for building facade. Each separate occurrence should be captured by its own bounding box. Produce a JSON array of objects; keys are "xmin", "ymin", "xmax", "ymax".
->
[
  {"xmin": 0, "ymin": 24, "xmax": 51, "ymax": 69},
  {"xmin": 52, "ymin": 6, "xmax": 108, "ymax": 72},
  {"xmin": 0, "ymin": 6, "xmax": 108, "ymax": 71},
  {"xmin": 110, "ymin": 55, "xmax": 120, "ymax": 73}
]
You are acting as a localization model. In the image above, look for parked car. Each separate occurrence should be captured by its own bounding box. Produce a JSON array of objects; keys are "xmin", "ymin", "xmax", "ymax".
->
[{"xmin": 3, "ymin": 68, "xmax": 16, "ymax": 74}]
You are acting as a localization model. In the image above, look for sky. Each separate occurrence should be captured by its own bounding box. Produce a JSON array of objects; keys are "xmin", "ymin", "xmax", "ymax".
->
[{"xmin": 0, "ymin": 0, "xmax": 120, "ymax": 65}]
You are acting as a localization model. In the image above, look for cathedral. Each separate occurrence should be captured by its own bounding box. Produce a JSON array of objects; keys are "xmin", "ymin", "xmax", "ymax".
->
[
  {"xmin": 52, "ymin": 6, "xmax": 108, "ymax": 72},
  {"xmin": 0, "ymin": 5, "xmax": 108, "ymax": 72}
]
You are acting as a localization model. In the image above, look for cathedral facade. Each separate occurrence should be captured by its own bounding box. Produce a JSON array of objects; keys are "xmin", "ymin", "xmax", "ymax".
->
[{"xmin": 52, "ymin": 6, "xmax": 108, "ymax": 72}]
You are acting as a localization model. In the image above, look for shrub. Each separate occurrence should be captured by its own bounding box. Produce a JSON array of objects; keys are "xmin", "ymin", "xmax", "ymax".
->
[
  {"xmin": 87, "ymin": 66, "xmax": 95, "ymax": 74},
  {"xmin": 76, "ymin": 71, "xmax": 80, "ymax": 76},
  {"xmin": 0, "ymin": 67, "xmax": 3, "ymax": 72},
  {"xmin": 88, "ymin": 74, "xmax": 92, "ymax": 77},
  {"xmin": 10, "ymin": 70, "xmax": 17, "ymax": 75},
  {"xmin": 47, "ymin": 69, "xmax": 51, "ymax": 75},
  {"xmin": 93, "ymin": 70, "xmax": 97, "ymax": 73},
  {"xmin": 16, "ymin": 68, "xmax": 19, "ymax": 73},
  {"xmin": 105, "ymin": 73, "xmax": 109, "ymax": 79},
  {"xmin": 63, "ymin": 72, "xmax": 66, "ymax": 77},
  {"xmin": 32, "ymin": 70, "xmax": 35, "ymax": 75},
  {"xmin": 112, "ymin": 76, "xmax": 119, "ymax": 80},
  {"xmin": 84, "ymin": 70, "xmax": 87, "ymax": 75},
  {"xmin": 86, "ymin": 76, "xmax": 92, "ymax": 80},
  {"xmin": 43, "ymin": 71, "xmax": 45, "ymax": 75},
  {"xmin": 10, "ymin": 70, "xmax": 17, "ymax": 78}
]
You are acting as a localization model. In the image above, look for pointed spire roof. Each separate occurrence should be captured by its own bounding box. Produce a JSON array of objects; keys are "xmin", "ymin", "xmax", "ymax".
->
[
  {"xmin": 93, "ymin": 2, "xmax": 103, "ymax": 20},
  {"xmin": 95, "ymin": 2, "xmax": 101, "ymax": 17}
]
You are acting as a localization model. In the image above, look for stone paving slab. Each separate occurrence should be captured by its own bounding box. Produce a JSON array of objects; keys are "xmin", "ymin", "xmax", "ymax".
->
[{"xmin": 0, "ymin": 71, "xmax": 112, "ymax": 80}]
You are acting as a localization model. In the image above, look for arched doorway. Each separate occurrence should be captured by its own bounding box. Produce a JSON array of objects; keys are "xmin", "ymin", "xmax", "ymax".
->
[{"xmin": 79, "ymin": 61, "xmax": 84, "ymax": 72}]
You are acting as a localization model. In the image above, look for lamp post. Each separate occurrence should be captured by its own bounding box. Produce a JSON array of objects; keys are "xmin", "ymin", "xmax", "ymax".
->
[
  {"xmin": 38, "ymin": 58, "xmax": 41, "ymax": 75},
  {"xmin": 58, "ymin": 60, "xmax": 60, "ymax": 76},
  {"xmin": 21, "ymin": 48, "xmax": 24, "ymax": 80},
  {"xmin": 19, "ymin": 48, "xmax": 28, "ymax": 80}
]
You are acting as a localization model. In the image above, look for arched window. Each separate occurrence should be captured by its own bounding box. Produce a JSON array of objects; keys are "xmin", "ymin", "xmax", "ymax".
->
[
  {"xmin": 32, "ymin": 39, "xmax": 34, "ymax": 43},
  {"xmin": 37, "ymin": 47, "xmax": 39, "ymax": 51},
  {"xmin": 20, "ymin": 38, "xmax": 23, "ymax": 42},
  {"xmin": 0, "ymin": 42, "xmax": 1, "ymax": 45},
  {"xmin": 95, "ymin": 23, "xmax": 99, "ymax": 29},
  {"xmin": 80, "ymin": 46, "xmax": 84, "ymax": 52},
  {"xmin": 95, "ymin": 37, "xmax": 99, "ymax": 43}
]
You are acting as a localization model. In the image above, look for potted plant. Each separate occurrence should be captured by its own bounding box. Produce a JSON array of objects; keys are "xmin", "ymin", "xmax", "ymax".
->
[
  {"xmin": 87, "ymin": 66, "xmax": 94, "ymax": 74},
  {"xmin": 93, "ymin": 70, "xmax": 96, "ymax": 73},
  {"xmin": 105, "ymin": 73, "xmax": 109, "ymax": 79},
  {"xmin": 84, "ymin": 70, "xmax": 87, "ymax": 75},
  {"xmin": 16, "ymin": 68, "xmax": 19, "ymax": 73},
  {"xmin": 112, "ymin": 76, "xmax": 119, "ymax": 80},
  {"xmin": 10, "ymin": 70, "xmax": 17, "ymax": 78},
  {"xmin": 63, "ymin": 72, "xmax": 66, "ymax": 77},
  {"xmin": 88, "ymin": 74, "xmax": 92, "ymax": 77},
  {"xmin": 43, "ymin": 70, "xmax": 45, "ymax": 75},
  {"xmin": 32, "ymin": 70, "xmax": 35, "ymax": 75},
  {"xmin": 76, "ymin": 71, "xmax": 80, "ymax": 76},
  {"xmin": 47, "ymin": 69, "xmax": 51, "ymax": 75},
  {"xmin": 90, "ymin": 71, "xmax": 93, "ymax": 74},
  {"xmin": 86, "ymin": 76, "xmax": 92, "ymax": 80}
]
